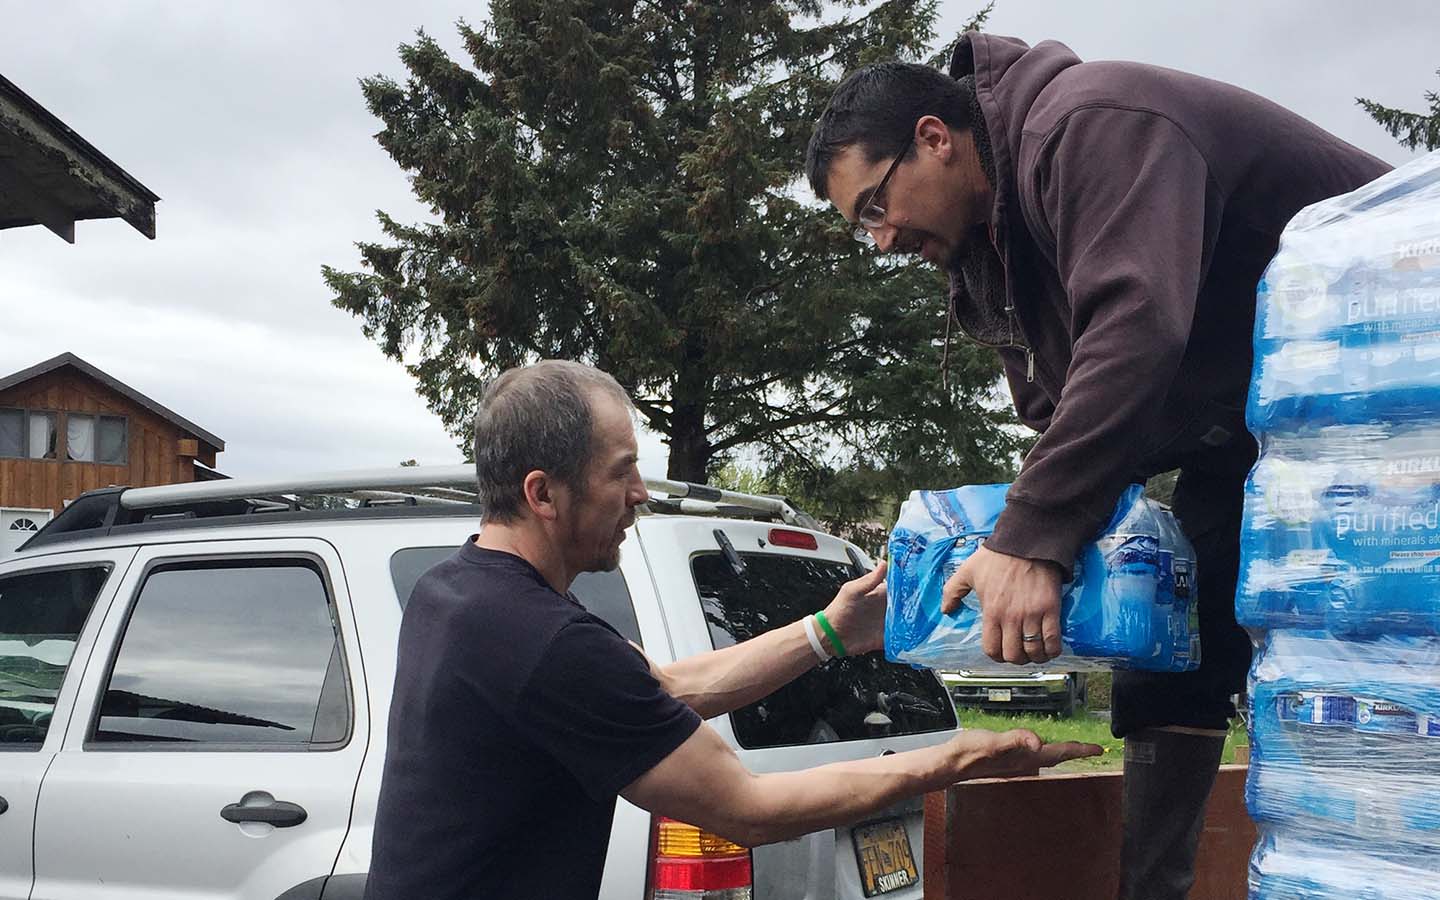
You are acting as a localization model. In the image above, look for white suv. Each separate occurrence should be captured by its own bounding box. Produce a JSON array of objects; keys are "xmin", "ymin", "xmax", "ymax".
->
[{"xmin": 0, "ymin": 467, "xmax": 956, "ymax": 900}]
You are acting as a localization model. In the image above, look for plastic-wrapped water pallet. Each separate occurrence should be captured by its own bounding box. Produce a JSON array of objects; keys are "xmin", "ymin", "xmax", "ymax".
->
[{"xmin": 1242, "ymin": 150, "xmax": 1440, "ymax": 899}]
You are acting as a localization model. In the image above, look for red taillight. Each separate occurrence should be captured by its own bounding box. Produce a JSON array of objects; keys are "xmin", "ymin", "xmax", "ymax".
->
[
  {"xmin": 648, "ymin": 816, "xmax": 753, "ymax": 899},
  {"xmin": 767, "ymin": 528, "xmax": 818, "ymax": 551},
  {"xmin": 652, "ymin": 856, "xmax": 753, "ymax": 891}
]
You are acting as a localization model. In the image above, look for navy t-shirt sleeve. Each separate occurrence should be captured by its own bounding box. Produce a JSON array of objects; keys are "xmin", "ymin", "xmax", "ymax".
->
[{"xmin": 513, "ymin": 618, "xmax": 702, "ymax": 801}]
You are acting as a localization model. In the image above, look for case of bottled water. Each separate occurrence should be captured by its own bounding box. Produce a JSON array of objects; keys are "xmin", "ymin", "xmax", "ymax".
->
[
  {"xmin": 1248, "ymin": 631, "xmax": 1440, "ymax": 852},
  {"xmin": 1238, "ymin": 424, "xmax": 1440, "ymax": 636},
  {"xmin": 883, "ymin": 483, "xmax": 1200, "ymax": 673},
  {"xmin": 1249, "ymin": 833, "xmax": 1440, "ymax": 900},
  {"xmin": 1242, "ymin": 150, "xmax": 1440, "ymax": 898},
  {"xmin": 1249, "ymin": 153, "xmax": 1440, "ymax": 432}
]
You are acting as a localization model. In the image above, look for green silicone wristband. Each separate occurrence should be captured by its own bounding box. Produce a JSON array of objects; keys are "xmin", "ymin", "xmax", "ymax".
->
[{"xmin": 813, "ymin": 610, "xmax": 847, "ymax": 658}]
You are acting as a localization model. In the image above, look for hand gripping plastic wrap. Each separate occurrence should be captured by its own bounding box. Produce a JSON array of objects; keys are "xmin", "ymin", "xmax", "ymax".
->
[
  {"xmin": 883, "ymin": 482, "xmax": 1200, "ymax": 673},
  {"xmin": 1241, "ymin": 150, "xmax": 1440, "ymax": 899}
]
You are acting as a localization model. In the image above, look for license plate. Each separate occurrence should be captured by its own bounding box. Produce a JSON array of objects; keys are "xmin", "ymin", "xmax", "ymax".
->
[
  {"xmin": 852, "ymin": 818, "xmax": 918, "ymax": 896},
  {"xmin": 987, "ymin": 688, "xmax": 1013, "ymax": 702}
]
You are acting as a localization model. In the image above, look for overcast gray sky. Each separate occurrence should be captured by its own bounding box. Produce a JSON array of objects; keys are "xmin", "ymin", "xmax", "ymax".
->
[{"xmin": 1, "ymin": 1, "xmax": 1435, "ymax": 479}]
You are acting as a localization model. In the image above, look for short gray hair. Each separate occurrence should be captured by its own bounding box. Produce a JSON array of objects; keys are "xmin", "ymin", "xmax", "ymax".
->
[{"xmin": 472, "ymin": 360, "xmax": 633, "ymax": 522}]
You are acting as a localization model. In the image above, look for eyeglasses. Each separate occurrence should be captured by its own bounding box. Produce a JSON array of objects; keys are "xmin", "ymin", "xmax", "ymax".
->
[{"xmin": 852, "ymin": 135, "xmax": 914, "ymax": 246}]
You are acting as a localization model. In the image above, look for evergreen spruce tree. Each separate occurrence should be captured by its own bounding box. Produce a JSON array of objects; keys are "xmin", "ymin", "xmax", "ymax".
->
[
  {"xmin": 324, "ymin": 1, "xmax": 1021, "ymax": 532},
  {"xmin": 1358, "ymin": 70, "xmax": 1440, "ymax": 151}
]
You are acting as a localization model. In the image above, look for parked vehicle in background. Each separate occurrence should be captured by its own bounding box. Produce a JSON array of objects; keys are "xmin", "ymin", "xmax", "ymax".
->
[
  {"xmin": 0, "ymin": 467, "xmax": 956, "ymax": 900},
  {"xmin": 942, "ymin": 670, "xmax": 1089, "ymax": 717}
]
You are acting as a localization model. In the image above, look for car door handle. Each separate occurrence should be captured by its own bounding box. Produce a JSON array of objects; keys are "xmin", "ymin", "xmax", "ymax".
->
[
  {"xmin": 220, "ymin": 794, "xmax": 307, "ymax": 828},
  {"xmin": 0, "ymin": 795, "xmax": 7, "ymax": 816}
]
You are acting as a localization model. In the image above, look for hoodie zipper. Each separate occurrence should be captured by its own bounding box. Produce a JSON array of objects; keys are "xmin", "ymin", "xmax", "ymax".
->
[
  {"xmin": 984, "ymin": 222, "xmax": 1037, "ymax": 383},
  {"xmin": 948, "ymin": 301, "xmax": 1037, "ymax": 384}
]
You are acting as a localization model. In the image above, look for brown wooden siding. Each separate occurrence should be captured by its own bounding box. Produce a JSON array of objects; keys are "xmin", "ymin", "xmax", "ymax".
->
[{"xmin": 0, "ymin": 368, "xmax": 219, "ymax": 515}]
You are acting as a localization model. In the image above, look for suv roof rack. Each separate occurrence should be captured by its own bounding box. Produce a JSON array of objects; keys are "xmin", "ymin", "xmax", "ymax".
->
[{"xmin": 21, "ymin": 465, "xmax": 819, "ymax": 551}]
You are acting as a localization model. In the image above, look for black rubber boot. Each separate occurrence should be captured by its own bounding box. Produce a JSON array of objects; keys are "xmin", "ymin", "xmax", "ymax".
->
[{"xmin": 1116, "ymin": 728, "xmax": 1227, "ymax": 900}]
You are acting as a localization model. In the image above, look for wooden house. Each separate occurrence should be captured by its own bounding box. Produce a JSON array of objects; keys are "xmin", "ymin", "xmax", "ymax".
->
[{"xmin": 0, "ymin": 352, "xmax": 224, "ymax": 555}]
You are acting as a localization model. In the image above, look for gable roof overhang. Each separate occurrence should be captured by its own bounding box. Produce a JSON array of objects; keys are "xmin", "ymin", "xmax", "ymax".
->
[{"xmin": 0, "ymin": 74, "xmax": 159, "ymax": 242}]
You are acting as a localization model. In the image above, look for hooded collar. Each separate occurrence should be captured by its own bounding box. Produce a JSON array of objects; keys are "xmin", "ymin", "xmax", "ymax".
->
[
  {"xmin": 948, "ymin": 34, "xmax": 1082, "ymax": 241},
  {"xmin": 943, "ymin": 34, "xmax": 1083, "ymax": 354}
]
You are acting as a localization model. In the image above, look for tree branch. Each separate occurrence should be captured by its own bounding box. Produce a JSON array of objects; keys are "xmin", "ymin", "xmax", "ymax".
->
[
  {"xmin": 709, "ymin": 398, "xmax": 851, "ymax": 454},
  {"xmin": 633, "ymin": 398, "xmax": 673, "ymax": 433},
  {"xmin": 708, "ymin": 335, "xmax": 871, "ymax": 399}
]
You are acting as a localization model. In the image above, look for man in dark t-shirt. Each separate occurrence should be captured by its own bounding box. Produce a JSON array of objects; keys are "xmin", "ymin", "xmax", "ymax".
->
[
  {"xmin": 365, "ymin": 360, "xmax": 1100, "ymax": 900},
  {"xmin": 365, "ymin": 543, "xmax": 698, "ymax": 899}
]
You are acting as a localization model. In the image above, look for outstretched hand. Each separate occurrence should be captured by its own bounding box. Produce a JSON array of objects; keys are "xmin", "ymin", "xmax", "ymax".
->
[{"xmin": 946, "ymin": 727, "xmax": 1103, "ymax": 780}]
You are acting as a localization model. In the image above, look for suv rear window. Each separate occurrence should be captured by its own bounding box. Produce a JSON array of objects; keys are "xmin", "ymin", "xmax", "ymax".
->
[
  {"xmin": 693, "ymin": 551, "xmax": 955, "ymax": 749},
  {"xmin": 0, "ymin": 565, "xmax": 111, "ymax": 748},
  {"xmin": 390, "ymin": 546, "xmax": 643, "ymax": 646}
]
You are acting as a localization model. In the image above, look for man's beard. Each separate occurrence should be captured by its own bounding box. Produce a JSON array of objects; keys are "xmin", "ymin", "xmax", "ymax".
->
[
  {"xmin": 946, "ymin": 223, "xmax": 990, "ymax": 272},
  {"xmin": 894, "ymin": 226, "xmax": 973, "ymax": 272},
  {"xmin": 589, "ymin": 544, "xmax": 622, "ymax": 573},
  {"xmin": 945, "ymin": 242, "xmax": 970, "ymax": 273},
  {"xmin": 570, "ymin": 514, "xmax": 628, "ymax": 574},
  {"xmin": 893, "ymin": 228, "xmax": 932, "ymax": 259}
]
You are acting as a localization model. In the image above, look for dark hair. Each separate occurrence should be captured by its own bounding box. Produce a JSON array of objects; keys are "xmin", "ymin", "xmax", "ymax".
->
[
  {"xmin": 805, "ymin": 61, "xmax": 971, "ymax": 201},
  {"xmin": 472, "ymin": 360, "xmax": 632, "ymax": 523}
]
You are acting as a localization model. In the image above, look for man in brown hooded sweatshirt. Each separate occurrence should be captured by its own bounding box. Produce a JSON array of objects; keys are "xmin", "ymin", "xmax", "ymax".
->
[{"xmin": 806, "ymin": 33, "xmax": 1390, "ymax": 899}]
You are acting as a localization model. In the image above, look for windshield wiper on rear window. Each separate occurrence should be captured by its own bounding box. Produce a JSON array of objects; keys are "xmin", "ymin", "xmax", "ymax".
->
[{"xmin": 713, "ymin": 528, "xmax": 747, "ymax": 577}]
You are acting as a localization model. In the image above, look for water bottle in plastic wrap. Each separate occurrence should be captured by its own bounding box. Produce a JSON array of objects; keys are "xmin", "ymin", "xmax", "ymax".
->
[
  {"xmin": 883, "ymin": 483, "xmax": 1199, "ymax": 673},
  {"xmin": 1249, "ymin": 632, "xmax": 1440, "ymax": 756},
  {"xmin": 1248, "ymin": 761, "xmax": 1439, "ymax": 850}
]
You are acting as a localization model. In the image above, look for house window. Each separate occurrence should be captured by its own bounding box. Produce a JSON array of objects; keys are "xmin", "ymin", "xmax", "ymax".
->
[
  {"xmin": 0, "ymin": 409, "xmax": 20, "ymax": 458},
  {"xmin": 27, "ymin": 412, "xmax": 56, "ymax": 460},
  {"xmin": 97, "ymin": 414, "xmax": 127, "ymax": 463},
  {"xmin": 64, "ymin": 415, "xmax": 127, "ymax": 465},
  {"xmin": 97, "ymin": 416, "xmax": 127, "ymax": 465},
  {"xmin": 66, "ymin": 415, "xmax": 95, "ymax": 461}
]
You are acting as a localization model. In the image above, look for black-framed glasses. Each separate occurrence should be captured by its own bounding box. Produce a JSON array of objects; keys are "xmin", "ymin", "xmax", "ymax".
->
[{"xmin": 852, "ymin": 134, "xmax": 914, "ymax": 246}]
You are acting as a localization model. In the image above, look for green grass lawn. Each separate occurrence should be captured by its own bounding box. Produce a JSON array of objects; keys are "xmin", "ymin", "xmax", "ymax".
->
[{"xmin": 954, "ymin": 707, "xmax": 1249, "ymax": 773}]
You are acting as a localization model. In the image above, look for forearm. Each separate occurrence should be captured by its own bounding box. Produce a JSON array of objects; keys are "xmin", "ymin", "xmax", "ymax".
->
[
  {"xmin": 623, "ymin": 720, "xmax": 1097, "ymax": 849},
  {"xmin": 728, "ymin": 743, "xmax": 958, "ymax": 845},
  {"xmin": 990, "ymin": 327, "xmax": 1186, "ymax": 569},
  {"xmin": 659, "ymin": 618, "xmax": 822, "ymax": 719}
]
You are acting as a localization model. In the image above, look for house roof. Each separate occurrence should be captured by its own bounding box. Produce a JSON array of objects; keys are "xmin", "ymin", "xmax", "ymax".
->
[
  {"xmin": 0, "ymin": 352, "xmax": 224, "ymax": 453},
  {"xmin": 0, "ymin": 73, "xmax": 159, "ymax": 242}
]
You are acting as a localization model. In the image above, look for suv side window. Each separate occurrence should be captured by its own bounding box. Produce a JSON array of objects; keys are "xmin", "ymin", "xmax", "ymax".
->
[
  {"xmin": 0, "ymin": 565, "xmax": 111, "ymax": 748},
  {"xmin": 390, "ymin": 546, "xmax": 643, "ymax": 646},
  {"xmin": 91, "ymin": 559, "xmax": 350, "ymax": 747},
  {"xmin": 570, "ymin": 571, "xmax": 642, "ymax": 647}
]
